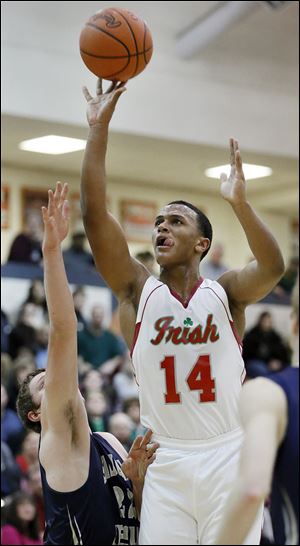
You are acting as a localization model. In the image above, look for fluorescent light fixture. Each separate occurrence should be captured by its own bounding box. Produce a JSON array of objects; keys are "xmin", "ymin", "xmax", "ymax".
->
[
  {"xmin": 205, "ymin": 163, "xmax": 272, "ymax": 180},
  {"xmin": 19, "ymin": 135, "xmax": 86, "ymax": 155}
]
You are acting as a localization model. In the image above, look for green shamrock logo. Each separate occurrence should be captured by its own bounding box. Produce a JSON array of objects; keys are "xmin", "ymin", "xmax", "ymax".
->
[{"xmin": 184, "ymin": 317, "xmax": 193, "ymax": 326}]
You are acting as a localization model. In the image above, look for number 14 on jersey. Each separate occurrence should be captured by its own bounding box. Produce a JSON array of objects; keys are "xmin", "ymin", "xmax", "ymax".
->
[{"xmin": 160, "ymin": 355, "xmax": 216, "ymax": 403}]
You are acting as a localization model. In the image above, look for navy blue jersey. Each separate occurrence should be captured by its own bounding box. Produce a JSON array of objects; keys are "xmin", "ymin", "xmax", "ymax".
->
[
  {"xmin": 40, "ymin": 433, "xmax": 139, "ymax": 545},
  {"xmin": 268, "ymin": 367, "xmax": 299, "ymax": 545}
]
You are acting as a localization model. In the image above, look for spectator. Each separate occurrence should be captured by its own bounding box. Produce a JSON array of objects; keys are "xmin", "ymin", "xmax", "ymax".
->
[
  {"xmin": 273, "ymin": 256, "xmax": 299, "ymax": 302},
  {"xmin": 35, "ymin": 325, "xmax": 49, "ymax": 369},
  {"xmin": 63, "ymin": 230, "xmax": 94, "ymax": 268},
  {"xmin": 201, "ymin": 242, "xmax": 229, "ymax": 280},
  {"xmin": 7, "ymin": 211, "xmax": 43, "ymax": 265},
  {"xmin": 113, "ymin": 353, "xmax": 139, "ymax": 404},
  {"xmin": 1, "ymin": 491, "xmax": 43, "ymax": 545},
  {"xmin": 134, "ymin": 250, "xmax": 156, "ymax": 275},
  {"xmin": 72, "ymin": 285, "xmax": 88, "ymax": 331},
  {"xmin": 16, "ymin": 431, "xmax": 40, "ymax": 477},
  {"xmin": 1, "ymin": 441, "xmax": 21, "ymax": 498},
  {"xmin": 6, "ymin": 356, "xmax": 36, "ymax": 411},
  {"xmin": 243, "ymin": 311, "xmax": 291, "ymax": 378},
  {"xmin": 24, "ymin": 279, "xmax": 47, "ymax": 314},
  {"xmin": 24, "ymin": 464, "xmax": 45, "ymax": 536},
  {"xmin": 85, "ymin": 390, "xmax": 110, "ymax": 432},
  {"xmin": 1, "ymin": 309, "xmax": 12, "ymax": 354},
  {"xmin": 1, "ymin": 384, "xmax": 25, "ymax": 455},
  {"xmin": 8, "ymin": 303, "xmax": 41, "ymax": 359},
  {"xmin": 108, "ymin": 412, "xmax": 135, "ymax": 452},
  {"xmin": 77, "ymin": 303, "xmax": 126, "ymax": 372},
  {"xmin": 123, "ymin": 397, "xmax": 146, "ymax": 442}
]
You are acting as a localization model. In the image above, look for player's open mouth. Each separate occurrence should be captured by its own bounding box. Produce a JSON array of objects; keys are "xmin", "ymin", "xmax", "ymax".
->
[{"xmin": 156, "ymin": 236, "xmax": 174, "ymax": 248}]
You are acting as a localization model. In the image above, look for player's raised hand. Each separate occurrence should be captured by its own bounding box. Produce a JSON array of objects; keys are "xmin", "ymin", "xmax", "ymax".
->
[
  {"xmin": 220, "ymin": 138, "xmax": 247, "ymax": 206},
  {"xmin": 42, "ymin": 181, "xmax": 70, "ymax": 252},
  {"xmin": 83, "ymin": 78, "xmax": 127, "ymax": 127},
  {"xmin": 121, "ymin": 429, "xmax": 159, "ymax": 483}
]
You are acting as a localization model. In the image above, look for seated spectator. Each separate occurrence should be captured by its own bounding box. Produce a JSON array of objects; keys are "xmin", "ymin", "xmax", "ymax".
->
[
  {"xmin": 22, "ymin": 464, "xmax": 45, "ymax": 536},
  {"xmin": 123, "ymin": 397, "xmax": 146, "ymax": 442},
  {"xmin": 1, "ymin": 491, "xmax": 43, "ymax": 545},
  {"xmin": 113, "ymin": 353, "xmax": 139, "ymax": 405},
  {"xmin": 16, "ymin": 431, "xmax": 40, "ymax": 476},
  {"xmin": 8, "ymin": 303, "xmax": 42, "ymax": 359},
  {"xmin": 134, "ymin": 250, "xmax": 156, "ymax": 275},
  {"xmin": 1, "ymin": 441, "xmax": 21, "ymax": 498},
  {"xmin": 1, "ymin": 309, "xmax": 12, "ymax": 354},
  {"xmin": 35, "ymin": 324, "xmax": 49, "ymax": 369},
  {"xmin": 1, "ymin": 383, "xmax": 25, "ymax": 455},
  {"xmin": 63, "ymin": 230, "xmax": 94, "ymax": 268},
  {"xmin": 108, "ymin": 412, "xmax": 135, "ymax": 452},
  {"xmin": 243, "ymin": 311, "xmax": 291, "ymax": 378},
  {"xmin": 77, "ymin": 304, "xmax": 126, "ymax": 372},
  {"xmin": 200, "ymin": 242, "xmax": 229, "ymax": 280},
  {"xmin": 7, "ymin": 211, "xmax": 43, "ymax": 265},
  {"xmin": 273, "ymin": 255, "xmax": 299, "ymax": 302},
  {"xmin": 85, "ymin": 390, "xmax": 110, "ymax": 433},
  {"xmin": 72, "ymin": 285, "xmax": 88, "ymax": 331},
  {"xmin": 24, "ymin": 279, "xmax": 47, "ymax": 314},
  {"xmin": 6, "ymin": 355, "xmax": 36, "ymax": 411}
]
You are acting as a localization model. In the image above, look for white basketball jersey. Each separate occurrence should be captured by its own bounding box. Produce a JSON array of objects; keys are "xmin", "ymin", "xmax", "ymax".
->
[{"xmin": 131, "ymin": 276, "xmax": 245, "ymax": 440}]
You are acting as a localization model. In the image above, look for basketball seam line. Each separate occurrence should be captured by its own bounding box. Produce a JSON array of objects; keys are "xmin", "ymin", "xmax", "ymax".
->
[
  {"xmin": 112, "ymin": 8, "xmax": 139, "ymax": 77},
  {"xmin": 85, "ymin": 23, "xmax": 131, "ymax": 55},
  {"xmin": 80, "ymin": 46, "xmax": 153, "ymax": 59}
]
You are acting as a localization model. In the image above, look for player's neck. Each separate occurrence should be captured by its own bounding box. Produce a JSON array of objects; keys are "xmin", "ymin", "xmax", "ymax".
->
[{"xmin": 159, "ymin": 267, "xmax": 201, "ymax": 300}]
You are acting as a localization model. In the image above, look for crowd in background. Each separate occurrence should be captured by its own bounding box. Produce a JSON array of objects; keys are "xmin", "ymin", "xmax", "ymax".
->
[{"xmin": 1, "ymin": 229, "xmax": 298, "ymax": 545}]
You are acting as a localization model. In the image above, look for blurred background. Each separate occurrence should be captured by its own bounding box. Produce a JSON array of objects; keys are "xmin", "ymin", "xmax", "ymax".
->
[{"xmin": 1, "ymin": 2, "xmax": 299, "ymax": 543}]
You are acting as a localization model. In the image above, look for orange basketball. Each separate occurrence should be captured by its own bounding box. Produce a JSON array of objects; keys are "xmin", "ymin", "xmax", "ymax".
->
[{"xmin": 79, "ymin": 7, "xmax": 153, "ymax": 81}]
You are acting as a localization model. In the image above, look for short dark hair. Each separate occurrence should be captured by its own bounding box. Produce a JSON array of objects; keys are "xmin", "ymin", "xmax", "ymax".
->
[
  {"xmin": 168, "ymin": 200, "xmax": 213, "ymax": 261},
  {"xmin": 16, "ymin": 369, "xmax": 45, "ymax": 434}
]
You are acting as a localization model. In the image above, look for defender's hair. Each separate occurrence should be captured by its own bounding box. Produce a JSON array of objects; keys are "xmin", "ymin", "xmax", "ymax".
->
[
  {"xmin": 168, "ymin": 200, "xmax": 213, "ymax": 261},
  {"xmin": 16, "ymin": 369, "xmax": 45, "ymax": 434}
]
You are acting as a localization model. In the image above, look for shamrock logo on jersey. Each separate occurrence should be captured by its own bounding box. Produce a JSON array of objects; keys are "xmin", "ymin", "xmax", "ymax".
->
[{"xmin": 184, "ymin": 317, "xmax": 193, "ymax": 326}]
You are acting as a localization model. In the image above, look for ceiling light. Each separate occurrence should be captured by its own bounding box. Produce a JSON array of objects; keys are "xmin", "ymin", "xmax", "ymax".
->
[
  {"xmin": 205, "ymin": 163, "xmax": 272, "ymax": 180},
  {"xmin": 19, "ymin": 135, "xmax": 86, "ymax": 155}
]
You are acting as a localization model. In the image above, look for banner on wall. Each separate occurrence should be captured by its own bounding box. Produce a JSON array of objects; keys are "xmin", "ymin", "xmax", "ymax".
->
[{"xmin": 120, "ymin": 199, "xmax": 157, "ymax": 243}]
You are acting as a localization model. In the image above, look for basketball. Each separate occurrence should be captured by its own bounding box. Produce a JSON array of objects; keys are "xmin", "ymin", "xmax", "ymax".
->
[{"xmin": 79, "ymin": 7, "xmax": 153, "ymax": 81}]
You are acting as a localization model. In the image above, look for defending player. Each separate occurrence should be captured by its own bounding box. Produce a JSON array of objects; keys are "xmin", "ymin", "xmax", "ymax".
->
[
  {"xmin": 16, "ymin": 182, "xmax": 158, "ymax": 545},
  {"xmin": 80, "ymin": 79, "xmax": 285, "ymax": 545},
  {"xmin": 214, "ymin": 275, "xmax": 299, "ymax": 545}
]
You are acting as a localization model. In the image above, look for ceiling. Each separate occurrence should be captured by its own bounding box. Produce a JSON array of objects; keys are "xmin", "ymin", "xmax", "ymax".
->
[{"xmin": 1, "ymin": 1, "xmax": 299, "ymax": 217}]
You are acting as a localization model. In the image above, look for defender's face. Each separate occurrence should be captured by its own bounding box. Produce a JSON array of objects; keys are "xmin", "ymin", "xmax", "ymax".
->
[
  {"xmin": 29, "ymin": 371, "xmax": 46, "ymax": 409},
  {"xmin": 152, "ymin": 204, "xmax": 201, "ymax": 267}
]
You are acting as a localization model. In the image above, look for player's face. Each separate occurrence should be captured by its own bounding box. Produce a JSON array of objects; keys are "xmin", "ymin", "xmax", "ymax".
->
[{"xmin": 152, "ymin": 204, "xmax": 202, "ymax": 267}]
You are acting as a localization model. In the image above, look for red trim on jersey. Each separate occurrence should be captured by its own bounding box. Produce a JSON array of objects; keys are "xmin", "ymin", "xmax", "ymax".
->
[
  {"xmin": 200, "ymin": 286, "xmax": 243, "ymax": 352},
  {"xmin": 169, "ymin": 277, "xmax": 204, "ymax": 308},
  {"xmin": 130, "ymin": 282, "xmax": 164, "ymax": 358}
]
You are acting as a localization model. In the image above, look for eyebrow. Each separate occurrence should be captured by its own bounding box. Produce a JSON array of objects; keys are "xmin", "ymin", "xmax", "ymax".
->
[{"xmin": 155, "ymin": 213, "xmax": 186, "ymax": 221}]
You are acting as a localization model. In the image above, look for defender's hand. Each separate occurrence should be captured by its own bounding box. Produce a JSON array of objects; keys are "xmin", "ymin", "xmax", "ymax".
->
[
  {"xmin": 83, "ymin": 78, "xmax": 127, "ymax": 127},
  {"xmin": 220, "ymin": 138, "xmax": 247, "ymax": 206},
  {"xmin": 121, "ymin": 429, "xmax": 159, "ymax": 483},
  {"xmin": 42, "ymin": 181, "xmax": 70, "ymax": 252}
]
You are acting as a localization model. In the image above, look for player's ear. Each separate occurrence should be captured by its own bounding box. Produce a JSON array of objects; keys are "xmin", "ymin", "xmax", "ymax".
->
[
  {"xmin": 195, "ymin": 237, "xmax": 210, "ymax": 255},
  {"xmin": 28, "ymin": 409, "xmax": 41, "ymax": 424}
]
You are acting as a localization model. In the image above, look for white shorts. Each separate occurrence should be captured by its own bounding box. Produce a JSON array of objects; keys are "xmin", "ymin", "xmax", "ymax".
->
[{"xmin": 139, "ymin": 428, "xmax": 263, "ymax": 545}]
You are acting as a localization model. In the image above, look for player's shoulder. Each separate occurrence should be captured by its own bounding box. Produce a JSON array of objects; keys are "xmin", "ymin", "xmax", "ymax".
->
[{"xmin": 95, "ymin": 432, "xmax": 128, "ymax": 460}]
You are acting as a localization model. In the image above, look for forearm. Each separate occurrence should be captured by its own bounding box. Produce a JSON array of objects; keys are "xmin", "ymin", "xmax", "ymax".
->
[
  {"xmin": 214, "ymin": 480, "xmax": 263, "ymax": 545},
  {"xmin": 131, "ymin": 479, "xmax": 144, "ymax": 519},
  {"xmin": 81, "ymin": 124, "xmax": 109, "ymax": 219},
  {"xmin": 43, "ymin": 247, "xmax": 77, "ymax": 329},
  {"xmin": 231, "ymin": 201, "xmax": 284, "ymax": 274}
]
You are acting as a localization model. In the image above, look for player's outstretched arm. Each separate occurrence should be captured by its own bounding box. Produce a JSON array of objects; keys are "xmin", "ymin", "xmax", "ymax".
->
[
  {"xmin": 214, "ymin": 377, "xmax": 287, "ymax": 545},
  {"xmin": 81, "ymin": 79, "xmax": 148, "ymax": 301},
  {"xmin": 41, "ymin": 182, "xmax": 81, "ymax": 429},
  {"xmin": 218, "ymin": 138, "xmax": 285, "ymax": 307}
]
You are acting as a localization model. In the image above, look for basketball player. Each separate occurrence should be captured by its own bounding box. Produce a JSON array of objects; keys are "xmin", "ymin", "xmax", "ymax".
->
[
  {"xmin": 16, "ymin": 182, "xmax": 158, "ymax": 545},
  {"xmin": 214, "ymin": 275, "xmax": 299, "ymax": 545},
  {"xmin": 81, "ymin": 79, "xmax": 285, "ymax": 545}
]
